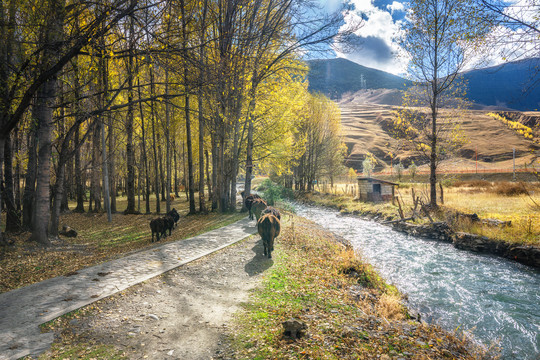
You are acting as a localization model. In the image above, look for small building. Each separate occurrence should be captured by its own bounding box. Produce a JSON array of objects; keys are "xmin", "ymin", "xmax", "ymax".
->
[{"xmin": 357, "ymin": 177, "xmax": 397, "ymax": 203}]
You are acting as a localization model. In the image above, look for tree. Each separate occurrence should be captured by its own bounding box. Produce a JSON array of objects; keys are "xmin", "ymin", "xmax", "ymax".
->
[{"xmin": 400, "ymin": 0, "xmax": 487, "ymax": 207}]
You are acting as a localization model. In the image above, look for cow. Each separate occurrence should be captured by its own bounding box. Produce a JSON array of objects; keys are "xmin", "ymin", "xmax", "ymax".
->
[
  {"xmin": 150, "ymin": 218, "xmax": 166, "ymax": 242},
  {"xmin": 262, "ymin": 206, "xmax": 281, "ymax": 220},
  {"xmin": 251, "ymin": 198, "xmax": 267, "ymax": 221},
  {"xmin": 163, "ymin": 215, "xmax": 174, "ymax": 236},
  {"xmin": 257, "ymin": 214, "xmax": 281, "ymax": 259},
  {"xmin": 244, "ymin": 193, "xmax": 262, "ymax": 220},
  {"xmin": 167, "ymin": 208, "xmax": 180, "ymax": 227}
]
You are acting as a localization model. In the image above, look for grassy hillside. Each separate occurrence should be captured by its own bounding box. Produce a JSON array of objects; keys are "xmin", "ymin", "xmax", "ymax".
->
[{"xmin": 339, "ymin": 101, "xmax": 540, "ymax": 174}]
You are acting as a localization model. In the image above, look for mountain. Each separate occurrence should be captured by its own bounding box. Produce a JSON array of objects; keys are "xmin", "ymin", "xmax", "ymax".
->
[
  {"xmin": 308, "ymin": 57, "xmax": 540, "ymax": 111},
  {"xmin": 463, "ymin": 58, "xmax": 540, "ymax": 111},
  {"xmin": 306, "ymin": 58, "xmax": 412, "ymax": 99}
]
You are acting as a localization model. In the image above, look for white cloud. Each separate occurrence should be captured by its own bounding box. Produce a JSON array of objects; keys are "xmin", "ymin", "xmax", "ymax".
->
[
  {"xmin": 387, "ymin": 1, "xmax": 405, "ymax": 13},
  {"xmin": 334, "ymin": 0, "xmax": 408, "ymax": 75}
]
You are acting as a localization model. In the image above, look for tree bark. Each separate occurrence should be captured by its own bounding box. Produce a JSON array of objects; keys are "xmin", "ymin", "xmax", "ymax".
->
[
  {"xmin": 22, "ymin": 119, "xmax": 38, "ymax": 228},
  {"xmin": 31, "ymin": 79, "xmax": 55, "ymax": 245},
  {"xmin": 4, "ymin": 134, "xmax": 20, "ymax": 232},
  {"xmin": 181, "ymin": 0, "xmax": 196, "ymax": 214},
  {"xmin": 73, "ymin": 123, "xmax": 85, "ymax": 212},
  {"xmin": 124, "ymin": 14, "xmax": 136, "ymax": 214}
]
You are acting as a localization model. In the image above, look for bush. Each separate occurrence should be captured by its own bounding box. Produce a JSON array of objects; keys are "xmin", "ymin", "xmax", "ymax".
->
[
  {"xmin": 493, "ymin": 182, "xmax": 528, "ymax": 196},
  {"xmin": 261, "ymin": 179, "xmax": 282, "ymax": 206},
  {"xmin": 451, "ymin": 180, "xmax": 492, "ymax": 188}
]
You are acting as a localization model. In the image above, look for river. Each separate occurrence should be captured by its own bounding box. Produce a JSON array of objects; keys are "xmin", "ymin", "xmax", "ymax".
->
[{"xmin": 294, "ymin": 203, "xmax": 540, "ymax": 359}]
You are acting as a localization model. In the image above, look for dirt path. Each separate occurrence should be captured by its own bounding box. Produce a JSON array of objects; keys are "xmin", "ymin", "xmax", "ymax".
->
[{"xmin": 50, "ymin": 234, "xmax": 271, "ymax": 360}]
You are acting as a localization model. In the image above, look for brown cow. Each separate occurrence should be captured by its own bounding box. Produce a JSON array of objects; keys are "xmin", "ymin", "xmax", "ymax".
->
[
  {"xmin": 244, "ymin": 193, "xmax": 262, "ymax": 220},
  {"xmin": 251, "ymin": 198, "xmax": 267, "ymax": 221},
  {"xmin": 257, "ymin": 214, "xmax": 280, "ymax": 258}
]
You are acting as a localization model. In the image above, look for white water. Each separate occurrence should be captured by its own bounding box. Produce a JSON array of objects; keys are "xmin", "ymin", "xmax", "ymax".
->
[{"xmin": 294, "ymin": 203, "xmax": 540, "ymax": 359}]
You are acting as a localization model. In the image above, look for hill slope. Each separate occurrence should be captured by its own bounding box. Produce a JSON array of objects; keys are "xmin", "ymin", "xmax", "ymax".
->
[
  {"xmin": 307, "ymin": 58, "xmax": 412, "ymax": 99},
  {"xmin": 463, "ymin": 58, "xmax": 540, "ymax": 111},
  {"xmin": 309, "ymin": 58, "xmax": 540, "ymax": 111}
]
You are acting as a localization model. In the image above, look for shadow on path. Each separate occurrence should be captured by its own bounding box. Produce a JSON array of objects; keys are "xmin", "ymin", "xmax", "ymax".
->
[{"xmin": 244, "ymin": 239, "xmax": 273, "ymax": 276}]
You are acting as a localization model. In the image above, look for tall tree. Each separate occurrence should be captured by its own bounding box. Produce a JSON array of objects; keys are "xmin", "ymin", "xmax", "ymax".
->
[{"xmin": 401, "ymin": 0, "xmax": 487, "ymax": 207}]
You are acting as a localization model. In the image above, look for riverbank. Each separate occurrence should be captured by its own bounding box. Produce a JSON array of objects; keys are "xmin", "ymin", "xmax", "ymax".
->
[
  {"xmin": 223, "ymin": 215, "xmax": 488, "ymax": 359},
  {"xmin": 297, "ymin": 191, "xmax": 540, "ymax": 269}
]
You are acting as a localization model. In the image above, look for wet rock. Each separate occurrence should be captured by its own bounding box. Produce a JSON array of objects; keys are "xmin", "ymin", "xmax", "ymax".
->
[{"xmin": 282, "ymin": 318, "xmax": 307, "ymax": 339}]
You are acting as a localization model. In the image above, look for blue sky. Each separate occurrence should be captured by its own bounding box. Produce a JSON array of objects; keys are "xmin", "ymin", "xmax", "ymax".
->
[
  {"xmin": 325, "ymin": 0, "xmax": 535, "ymax": 76},
  {"xmin": 330, "ymin": 0, "xmax": 409, "ymax": 75}
]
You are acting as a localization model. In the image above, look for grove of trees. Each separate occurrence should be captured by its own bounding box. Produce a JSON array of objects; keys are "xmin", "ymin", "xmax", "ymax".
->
[{"xmin": 0, "ymin": 0, "xmax": 352, "ymax": 245}]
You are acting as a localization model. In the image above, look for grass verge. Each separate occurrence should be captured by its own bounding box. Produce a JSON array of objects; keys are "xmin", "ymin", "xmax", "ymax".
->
[
  {"xmin": 0, "ymin": 195, "xmax": 245, "ymax": 293},
  {"xmin": 229, "ymin": 215, "xmax": 490, "ymax": 359}
]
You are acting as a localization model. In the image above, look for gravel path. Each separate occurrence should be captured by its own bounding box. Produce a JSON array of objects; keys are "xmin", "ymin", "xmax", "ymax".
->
[
  {"xmin": 0, "ymin": 217, "xmax": 258, "ymax": 360},
  {"xmin": 43, "ymin": 232, "xmax": 271, "ymax": 359}
]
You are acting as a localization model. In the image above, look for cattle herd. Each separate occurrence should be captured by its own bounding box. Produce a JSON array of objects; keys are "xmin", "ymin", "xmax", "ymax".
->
[
  {"xmin": 149, "ymin": 208, "xmax": 180, "ymax": 242},
  {"xmin": 148, "ymin": 193, "xmax": 281, "ymax": 259},
  {"xmin": 244, "ymin": 193, "xmax": 281, "ymax": 259}
]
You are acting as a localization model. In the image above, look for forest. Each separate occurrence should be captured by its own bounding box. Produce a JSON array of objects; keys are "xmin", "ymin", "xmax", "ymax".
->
[{"xmin": 0, "ymin": 0, "xmax": 349, "ymax": 245}]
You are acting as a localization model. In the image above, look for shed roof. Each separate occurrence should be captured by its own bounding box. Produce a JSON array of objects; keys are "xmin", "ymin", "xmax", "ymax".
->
[{"xmin": 357, "ymin": 177, "xmax": 398, "ymax": 186}]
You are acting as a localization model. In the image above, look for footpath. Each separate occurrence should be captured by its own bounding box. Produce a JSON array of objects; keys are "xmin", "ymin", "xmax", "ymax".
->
[{"xmin": 0, "ymin": 217, "xmax": 256, "ymax": 360}]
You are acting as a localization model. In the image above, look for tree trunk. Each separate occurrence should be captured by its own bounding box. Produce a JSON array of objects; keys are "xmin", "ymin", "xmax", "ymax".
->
[
  {"xmin": 14, "ymin": 126, "xmax": 21, "ymax": 211},
  {"xmin": 4, "ymin": 134, "xmax": 20, "ymax": 232},
  {"xmin": 205, "ymin": 149, "xmax": 212, "ymax": 204},
  {"xmin": 430, "ymin": 105, "xmax": 438, "ymax": 208},
  {"xmin": 31, "ymin": 79, "xmax": 55, "ymax": 245},
  {"xmin": 50, "ymin": 160, "xmax": 65, "ymax": 237},
  {"xmin": 124, "ymin": 15, "xmax": 137, "ymax": 214},
  {"xmin": 137, "ymin": 73, "xmax": 151, "ymax": 214},
  {"xmin": 151, "ymin": 93, "xmax": 160, "ymax": 214},
  {"xmin": 74, "ymin": 124, "xmax": 85, "ymax": 212},
  {"xmin": 108, "ymin": 113, "xmax": 116, "ymax": 213},
  {"xmin": 91, "ymin": 120, "xmax": 102, "ymax": 212},
  {"xmin": 22, "ymin": 120, "xmax": 38, "ymax": 228},
  {"xmin": 165, "ymin": 69, "xmax": 171, "ymax": 213}
]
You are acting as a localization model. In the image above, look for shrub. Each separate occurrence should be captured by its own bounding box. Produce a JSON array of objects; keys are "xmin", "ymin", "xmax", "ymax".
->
[
  {"xmin": 451, "ymin": 180, "xmax": 492, "ymax": 188},
  {"xmin": 493, "ymin": 182, "xmax": 528, "ymax": 196},
  {"xmin": 261, "ymin": 179, "xmax": 282, "ymax": 206}
]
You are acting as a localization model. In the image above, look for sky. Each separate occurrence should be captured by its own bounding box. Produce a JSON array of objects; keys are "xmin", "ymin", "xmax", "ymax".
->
[
  {"xmin": 323, "ymin": 0, "xmax": 537, "ymax": 76},
  {"xmin": 333, "ymin": 0, "xmax": 409, "ymax": 75}
]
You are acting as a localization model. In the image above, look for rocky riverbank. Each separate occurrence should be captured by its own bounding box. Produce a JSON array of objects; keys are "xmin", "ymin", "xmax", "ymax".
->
[
  {"xmin": 391, "ymin": 221, "xmax": 540, "ymax": 269},
  {"xmin": 295, "ymin": 192, "xmax": 540, "ymax": 269}
]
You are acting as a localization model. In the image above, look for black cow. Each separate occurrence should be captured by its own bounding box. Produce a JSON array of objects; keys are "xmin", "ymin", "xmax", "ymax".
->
[
  {"xmin": 244, "ymin": 194, "xmax": 262, "ymax": 220},
  {"xmin": 167, "ymin": 208, "xmax": 180, "ymax": 227},
  {"xmin": 163, "ymin": 215, "xmax": 174, "ymax": 236},
  {"xmin": 150, "ymin": 218, "xmax": 166, "ymax": 242}
]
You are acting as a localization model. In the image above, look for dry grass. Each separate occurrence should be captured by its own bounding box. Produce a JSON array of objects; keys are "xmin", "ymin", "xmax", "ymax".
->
[
  {"xmin": 0, "ymin": 195, "xmax": 245, "ymax": 293},
  {"xmin": 340, "ymin": 102, "xmax": 540, "ymax": 172},
  {"xmin": 232, "ymin": 215, "xmax": 490, "ymax": 359},
  {"xmin": 398, "ymin": 184, "xmax": 540, "ymax": 246}
]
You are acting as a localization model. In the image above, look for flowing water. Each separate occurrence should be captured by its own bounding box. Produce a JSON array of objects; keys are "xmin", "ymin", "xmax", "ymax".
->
[{"xmin": 294, "ymin": 203, "xmax": 540, "ymax": 359}]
